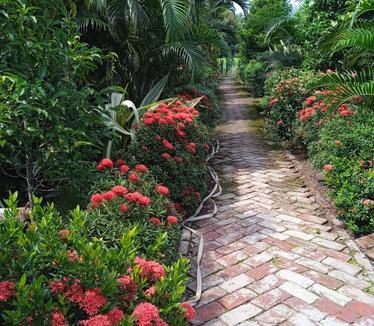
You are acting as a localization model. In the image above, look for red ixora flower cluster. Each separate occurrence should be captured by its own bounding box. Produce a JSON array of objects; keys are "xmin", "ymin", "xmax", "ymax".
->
[
  {"xmin": 180, "ymin": 302, "xmax": 196, "ymax": 321},
  {"xmin": 299, "ymin": 90, "xmax": 356, "ymax": 122},
  {"xmin": 337, "ymin": 103, "xmax": 354, "ymax": 117},
  {"xmin": 299, "ymin": 92, "xmax": 333, "ymax": 122},
  {"xmin": 142, "ymin": 102, "xmax": 199, "ymax": 127},
  {"xmin": 155, "ymin": 184, "xmax": 170, "ymax": 196},
  {"xmin": 132, "ymin": 302, "xmax": 168, "ymax": 326},
  {"xmin": 135, "ymin": 257, "xmax": 166, "ymax": 282},
  {"xmin": 49, "ymin": 279, "xmax": 125, "ymax": 321},
  {"xmin": 0, "ymin": 280, "xmax": 15, "ymax": 302},
  {"xmin": 96, "ymin": 158, "xmax": 114, "ymax": 171},
  {"xmin": 80, "ymin": 308, "xmax": 124, "ymax": 326},
  {"xmin": 117, "ymin": 275, "xmax": 138, "ymax": 301}
]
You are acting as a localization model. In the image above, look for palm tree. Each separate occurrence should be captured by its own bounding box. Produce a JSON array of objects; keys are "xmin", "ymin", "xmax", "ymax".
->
[{"xmin": 75, "ymin": 0, "xmax": 247, "ymax": 102}]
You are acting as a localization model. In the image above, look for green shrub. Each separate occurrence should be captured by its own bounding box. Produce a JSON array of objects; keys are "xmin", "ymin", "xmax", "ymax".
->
[
  {"xmin": 323, "ymin": 159, "xmax": 373, "ymax": 234},
  {"xmin": 0, "ymin": 193, "xmax": 194, "ymax": 325},
  {"xmin": 0, "ymin": 0, "xmax": 110, "ymax": 206},
  {"xmin": 240, "ymin": 60, "xmax": 266, "ymax": 97},
  {"xmin": 305, "ymin": 106, "xmax": 374, "ymax": 234},
  {"xmin": 128, "ymin": 102, "xmax": 211, "ymax": 215}
]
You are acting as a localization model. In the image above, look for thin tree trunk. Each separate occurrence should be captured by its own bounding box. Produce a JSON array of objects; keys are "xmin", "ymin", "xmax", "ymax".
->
[{"xmin": 25, "ymin": 153, "xmax": 34, "ymax": 207}]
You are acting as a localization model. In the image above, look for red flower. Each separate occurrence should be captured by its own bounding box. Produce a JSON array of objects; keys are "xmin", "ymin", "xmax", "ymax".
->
[
  {"xmin": 185, "ymin": 142, "xmax": 197, "ymax": 153},
  {"xmin": 79, "ymin": 288, "xmax": 107, "ymax": 316},
  {"xmin": 102, "ymin": 191, "xmax": 117, "ymax": 201},
  {"xmin": 49, "ymin": 280, "xmax": 67, "ymax": 295},
  {"xmin": 27, "ymin": 316, "xmax": 33, "ymax": 325},
  {"xmin": 67, "ymin": 249, "xmax": 83, "ymax": 263},
  {"xmin": 96, "ymin": 164, "xmax": 105, "ymax": 171},
  {"xmin": 167, "ymin": 216, "xmax": 178, "ymax": 225},
  {"xmin": 90, "ymin": 193, "xmax": 103, "ymax": 207},
  {"xmin": 117, "ymin": 275, "xmax": 137, "ymax": 301},
  {"xmin": 175, "ymin": 128, "xmax": 186, "ymax": 137},
  {"xmin": 180, "ymin": 302, "xmax": 196, "ymax": 321},
  {"xmin": 116, "ymin": 159, "xmax": 126, "ymax": 166},
  {"xmin": 98, "ymin": 158, "xmax": 113, "ymax": 169},
  {"xmin": 339, "ymin": 109, "xmax": 353, "ymax": 116},
  {"xmin": 173, "ymin": 156, "xmax": 183, "ymax": 163},
  {"xmin": 143, "ymin": 117, "xmax": 155, "ymax": 125},
  {"xmin": 132, "ymin": 303, "xmax": 163, "ymax": 326},
  {"xmin": 112, "ymin": 185, "xmax": 128, "ymax": 196},
  {"xmin": 276, "ymin": 120, "xmax": 284, "ymax": 126},
  {"xmin": 0, "ymin": 281, "xmax": 15, "ymax": 302},
  {"xmin": 128, "ymin": 172, "xmax": 140, "ymax": 183},
  {"xmin": 80, "ymin": 315, "xmax": 111, "ymax": 326},
  {"xmin": 324, "ymin": 164, "xmax": 334, "ymax": 172},
  {"xmin": 162, "ymin": 139, "xmax": 174, "ymax": 151},
  {"xmin": 65, "ymin": 280, "xmax": 84, "ymax": 303},
  {"xmin": 59, "ymin": 229, "xmax": 70, "ymax": 240},
  {"xmin": 120, "ymin": 165, "xmax": 130, "ymax": 174},
  {"xmin": 335, "ymin": 140, "xmax": 342, "ymax": 145},
  {"xmin": 125, "ymin": 192, "xmax": 142, "ymax": 202},
  {"xmin": 162, "ymin": 153, "xmax": 171, "ymax": 159},
  {"xmin": 155, "ymin": 185, "xmax": 170, "ymax": 196},
  {"xmin": 135, "ymin": 257, "xmax": 166, "ymax": 281},
  {"xmin": 106, "ymin": 308, "xmax": 125, "ymax": 325},
  {"xmin": 119, "ymin": 204, "xmax": 129, "ymax": 214},
  {"xmin": 150, "ymin": 217, "xmax": 162, "ymax": 225},
  {"xmin": 155, "ymin": 135, "xmax": 161, "ymax": 141},
  {"xmin": 51, "ymin": 309, "xmax": 68, "ymax": 326},
  {"xmin": 144, "ymin": 286, "xmax": 156, "ymax": 297},
  {"xmin": 137, "ymin": 195, "xmax": 151, "ymax": 206},
  {"xmin": 203, "ymin": 143, "xmax": 210, "ymax": 150},
  {"xmin": 135, "ymin": 164, "xmax": 149, "ymax": 173}
]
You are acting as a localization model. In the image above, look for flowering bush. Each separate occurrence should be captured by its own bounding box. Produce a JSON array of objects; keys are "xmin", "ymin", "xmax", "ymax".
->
[
  {"xmin": 86, "ymin": 159, "xmax": 181, "ymax": 262},
  {"xmin": 177, "ymin": 87, "xmax": 220, "ymax": 128},
  {"xmin": 0, "ymin": 193, "xmax": 195, "ymax": 325},
  {"xmin": 266, "ymin": 74, "xmax": 311, "ymax": 140},
  {"xmin": 306, "ymin": 107, "xmax": 374, "ymax": 234},
  {"xmin": 128, "ymin": 102, "xmax": 211, "ymax": 215},
  {"xmin": 295, "ymin": 90, "xmax": 362, "ymax": 146}
]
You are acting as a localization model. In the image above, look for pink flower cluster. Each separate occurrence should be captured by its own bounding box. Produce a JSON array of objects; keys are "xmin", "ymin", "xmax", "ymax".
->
[
  {"xmin": 135, "ymin": 257, "xmax": 166, "ymax": 282},
  {"xmin": 132, "ymin": 302, "xmax": 168, "ymax": 326},
  {"xmin": 0, "ymin": 280, "xmax": 15, "ymax": 302}
]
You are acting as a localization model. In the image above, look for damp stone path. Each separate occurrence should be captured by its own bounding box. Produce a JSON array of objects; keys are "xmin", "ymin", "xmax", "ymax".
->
[{"xmin": 188, "ymin": 77, "xmax": 374, "ymax": 326}]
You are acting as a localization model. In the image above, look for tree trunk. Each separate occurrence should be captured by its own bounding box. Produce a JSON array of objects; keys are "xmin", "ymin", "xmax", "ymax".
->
[{"xmin": 25, "ymin": 153, "xmax": 34, "ymax": 207}]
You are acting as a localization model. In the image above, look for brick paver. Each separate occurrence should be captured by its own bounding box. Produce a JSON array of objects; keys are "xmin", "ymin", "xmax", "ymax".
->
[{"xmin": 190, "ymin": 78, "xmax": 374, "ymax": 325}]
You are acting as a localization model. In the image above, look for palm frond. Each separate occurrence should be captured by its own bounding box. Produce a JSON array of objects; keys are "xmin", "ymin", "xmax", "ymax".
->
[
  {"xmin": 265, "ymin": 15, "xmax": 296, "ymax": 42},
  {"xmin": 309, "ymin": 70, "xmax": 374, "ymax": 103},
  {"xmin": 163, "ymin": 41, "xmax": 207, "ymax": 71},
  {"xmin": 331, "ymin": 28, "xmax": 374, "ymax": 52},
  {"xmin": 160, "ymin": 0, "xmax": 191, "ymax": 42}
]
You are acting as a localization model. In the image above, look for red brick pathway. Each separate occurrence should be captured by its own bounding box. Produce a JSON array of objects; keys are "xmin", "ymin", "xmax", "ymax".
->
[{"xmin": 189, "ymin": 78, "xmax": 374, "ymax": 325}]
